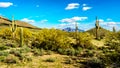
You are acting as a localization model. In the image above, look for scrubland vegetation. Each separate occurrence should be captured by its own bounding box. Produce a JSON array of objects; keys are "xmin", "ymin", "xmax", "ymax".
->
[
  {"xmin": 0, "ymin": 26, "xmax": 120, "ymax": 68},
  {"xmin": 0, "ymin": 17, "xmax": 119, "ymax": 68}
]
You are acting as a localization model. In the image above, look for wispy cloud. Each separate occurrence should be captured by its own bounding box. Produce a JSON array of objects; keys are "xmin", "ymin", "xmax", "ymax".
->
[
  {"xmin": 107, "ymin": 18, "xmax": 112, "ymax": 21},
  {"xmin": 59, "ymin": 16, "xmax": 88, "ymax": 28},
  {"xmin": 36, "ymin": 5, "xmax": 39, "ymax": 7},
  {"xmin": 21, "ymin": 18, "xmax": 35, "ymax": 23},
  {"xmin": 0, "ymin": 2, "xmax": 13, "ymax": 8},
  {"xmin": 59, "ymin": 16, "xmax": 88, "ymax": 23},
  {"xmin": 65, "ymin": 3, "xmax": 80, "ymax": 10},
  {"xmin": 82, "ymin": 6, "xmax": 92, "ymax": 11},
  {"xmin": 39, "ymin": 19, "xmax": 48, "ymax": 23},
  {"xmin": 82, "ymin": 4, "xmax": 87, "ymax": 6}
]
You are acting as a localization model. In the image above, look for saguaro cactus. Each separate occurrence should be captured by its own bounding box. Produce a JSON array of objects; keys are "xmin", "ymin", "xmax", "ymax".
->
[
  {"xmin": 20, "ymin": 27, "xmax": 24, "ymax": 47},
  {"xmin": 95, "ymin": 16, "xmax": 99, "ymax": 39},
  {"xmin": 113, "ymin": 26, "xmax": 116, "ymax": 32},
  {"xmin": 10, "ymin": 16, "xmax": 17, "ymax": 39},
  {"xmin": 75, "ymin": 22, "xmax": 79, "ymax": 44}
]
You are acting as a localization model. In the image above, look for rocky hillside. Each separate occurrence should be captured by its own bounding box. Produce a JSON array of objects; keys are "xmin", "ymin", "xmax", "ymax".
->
[{"xmin": 0, "ymin": 16, "xmax": 40, "ymax": 29}]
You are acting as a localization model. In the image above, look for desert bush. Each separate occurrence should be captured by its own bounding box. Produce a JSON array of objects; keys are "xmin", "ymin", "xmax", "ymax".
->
[
  {"xmin": 57, "ymin": 48, "xmax": 81, "ymax": 56},
  {"xmin": 15, "ymin": 28, "xmax": 34, "ymax": 46},
  {"xmin": 32, "ymin": 28, "xmax": 73, "ymax": 50},
  {"xmin": 46, "ymin": 50, "xmax": 52, "ymax": 55},
  {"xmin": 74, "ymin": 32, "xmax": 94, "ymax": 49},
  {"xmin": 0, "ymin": 28, "xmax": 12, "ymax": 39},
  {"xmin": 105, "ymin": 32, "xmax": 120, "ymax": 52},
  {"xmin": 4, "ymin": 54, "xmax": 19, "ymax": 64},
  {"xmin": 85, "ymin": 58, "xmax": 105, "ymax": 68},
  {"xmin": 19, "ymin": 46, "xmax": 31, "ymax": 53},
  {"xmin": 64, "ymin": 58, "xmax": 73, "ymax": 64},
  {"xmin": 0, "ymin": 45, "xmax": 9, "ymax": 50},
  {"xmin": 33, "ymin": 48, "xmax": 45, "ymax": 56},
  {"xmin": 0, "ymin": 51, "xmax": 9, "ymax": 56},
  {"xmin": 0, "ymin": 56, "xmax": 6, "ymax": 62},
  {"xmin": 81, "ymin": 50, "xmax": 95, "ymax": 57},
  {"xmin": 45, "ymin": 57, "xmax": 56, "ymax": 62}
]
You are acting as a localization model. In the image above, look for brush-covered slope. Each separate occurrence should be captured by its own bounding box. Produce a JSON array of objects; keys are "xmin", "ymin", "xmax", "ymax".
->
[
  {"xmin": 86, "ymin": 27, "xmax": 111, "ymax": 39},
  {"xmin": 0, "ymin": 16, "xmax": 40, "ymax": 29}
]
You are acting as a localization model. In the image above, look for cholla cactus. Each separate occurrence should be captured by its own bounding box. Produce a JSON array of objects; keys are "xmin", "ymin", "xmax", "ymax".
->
[
  {"xmin": 10, "ymin": 16, "xmax": 17, "ymax": 39},
  {"xmin": 95, "ymin": 16, "xmax": 99, "ymax": 39},
  {"xmin": 20, "ymin": 27, "xmax": 23, "ymax": 47}
]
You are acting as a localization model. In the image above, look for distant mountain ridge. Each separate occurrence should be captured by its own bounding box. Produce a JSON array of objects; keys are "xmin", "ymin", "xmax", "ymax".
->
[
  {"xmin": 62, "ymin": 27, "xmax": 84, "ymax": 32},
  {"xmin": 0, "ymin": 16, "xmax": 40, "ymax": 29}
]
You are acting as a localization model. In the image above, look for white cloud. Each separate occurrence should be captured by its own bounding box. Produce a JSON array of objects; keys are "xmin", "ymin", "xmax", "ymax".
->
[
  {"xmin": 59, "ymin": 16, "xmax": 88, "ymax": 28},
  {"xmin": 21, "ymin": 18, "xmax": 35, "ymax": 23},
  {"xmin": 107, "ymin": 22, "xmax": 116, "ymax": 26},
  {"xmin": 65, "ymin": 3, "xmax": 80, "ymax": 10},
  {"xmin": 82, "ymin": 6, "xmax": 92, "ymax": 11},
  {"xmin": 83, "ymin": 4, "xmax": 87, "ymax": 6},
  {"xmin": 40, "ymin": 19, "xmax": 48, "ymax": 23},
  {"xmin": 0, "ymin": 2, "xmax": 13, "ymax": 8},
  {"xmin": 72, "ymin": 16, "xmax": 88, "ymax": 21},
  {"xmin": 59, "ymin": 16, "xmax": 88, "ymax": 23},
  {"xmin": 99, "ymin": 19, "xmax": 104, "ymax": 22},
  {"xmin": 36, "ymin": 5, "xmax": 39, "ymax": 7},
  {"xmin": 107, "ymin": 18, "xmax": 112, "ymax": 21}
]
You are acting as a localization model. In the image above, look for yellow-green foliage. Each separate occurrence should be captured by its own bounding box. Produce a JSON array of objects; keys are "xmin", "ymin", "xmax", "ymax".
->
[
  {"xmin": 15, "ymin": 28, "xmax": 34, "ymax": 46},
  {"xmin": 0, "ymin": 28, "xmax": 12, "ymax": 39},
  {"xmin": 32, "ymin": 28, "xmax": 73, "ymax": 50},
  {"xmin": 105, "ymin": 32, "xmax": 120, "ymax": 50},
  {"xmin": 76, "ymin": 32, "xmax": 93, "ymax": 48}
]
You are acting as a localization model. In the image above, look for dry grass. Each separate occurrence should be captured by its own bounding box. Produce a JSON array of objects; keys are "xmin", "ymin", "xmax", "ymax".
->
[{"xmin": 0, "ymin": 54, "xmax": 75, "ymax": 68}]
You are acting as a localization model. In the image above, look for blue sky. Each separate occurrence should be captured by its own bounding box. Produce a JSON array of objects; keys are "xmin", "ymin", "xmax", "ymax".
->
[{"xmin": 0, "ymin": 0, "xmax": 120, "ymax": 31}]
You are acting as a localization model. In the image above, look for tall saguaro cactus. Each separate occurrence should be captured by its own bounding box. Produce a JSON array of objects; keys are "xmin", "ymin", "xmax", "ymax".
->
[
  {"xmin": 10, "ymin": 16, "xmax": 17, "ymax": 39},
  {"xmin": 20, "ymin": 27, "xmax": 24, "ymax": 47},
  {"xmin": 75, "ymin": 22, "xmax": 78, "ymax": 45},
  {"xmin": 95, "ymin": 16, "xmax": 99, "ymax": 39},
  {"xmin": 113, "ymin": 26, "xmax": 116, "ymax": 32}
]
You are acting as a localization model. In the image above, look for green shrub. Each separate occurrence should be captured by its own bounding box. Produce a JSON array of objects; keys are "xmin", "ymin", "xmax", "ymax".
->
[
  {"xmin": 85, "ymin": 58, "xmax": 105, "ymax": 68},
  {"xmin": 82, "ymin": 50, "xmax": 95, "ymax": 57},
  {"xmin": 74, "ymin": 32, "xmax": 94, "ymax": 49},
  {"xmin": 32, "ymin": 29, "xmax": 72, "ymax": 50},
  {"xmin": 46, "ymin": 50, "xmax": 52, "ymax": 55},
  {"xmin": 64, "ymin": 58, "xmax": 73, "ymax": 64},
  {"xmin": 0, "ymin": 45, "xmax": 9, "ymax": 50},
  {"xmin": 19, "ymin": 46, "xmax": 31, "ymax": 53},
  {"xmin": 33, "ymin": 48, "xmax": 45, "ymax": 56},
  {"xmin": 15, "ymin": 28, "xmax": 34, "ymax": 46},
  {"xmin": 0, "ymin": 56, "xmax": 6, "ymax": 62},
  {"xmin": 4, "ymin": 54, "xmax": 19, "ymax": 64},
  {"xmin": 0, "ymin": 28, "xmax": 12, "ymax": 39},
  {"xmin": 45, "ymin": 57, "xmax": 55, "ymax": 62},
  {"xmin": 0, "ymin": 51, "xmax": 9, "ymax": 56}
]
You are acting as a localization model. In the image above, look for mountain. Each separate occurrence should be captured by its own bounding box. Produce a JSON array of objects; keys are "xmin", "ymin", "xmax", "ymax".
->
[
  {"xmin": 0, "ymin": 16, "xmax": 40, "ymax": 29},
  {"xmin": 62, "ymin": 27, "xmax": 84, "ymax": 32}
]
